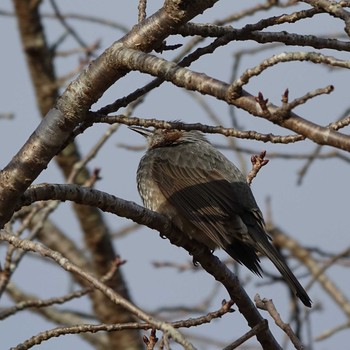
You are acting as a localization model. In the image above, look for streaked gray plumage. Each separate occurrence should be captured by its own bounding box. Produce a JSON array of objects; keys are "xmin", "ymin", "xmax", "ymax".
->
[{"xmin": 131, "ymin": 127, "xmax": 311, "ymax": 307}]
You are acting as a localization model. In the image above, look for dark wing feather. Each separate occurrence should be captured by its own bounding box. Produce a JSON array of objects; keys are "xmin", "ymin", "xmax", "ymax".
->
[
  {"xmin": 152, "ymin": 156, "xmax": 312, "ymax": 307},
  {"xmin": 152, "ymin": 158, "xmax": 263, "ymax": 275},
  {"xmin": 153, "ymin": 159, "xmax": 237, "ymax": 244}
]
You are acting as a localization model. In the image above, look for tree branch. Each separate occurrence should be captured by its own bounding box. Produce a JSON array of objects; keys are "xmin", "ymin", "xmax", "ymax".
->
[{"xmin": 18, "ymin": 183, "xmax": 282, "ymax": 349}]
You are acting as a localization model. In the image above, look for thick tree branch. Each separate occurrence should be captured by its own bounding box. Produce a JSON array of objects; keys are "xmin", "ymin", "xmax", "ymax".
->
[
  {"xmin": 0, "ymin": 0, "xmax": 218, "ymax": 224},
  {"xmin": 108, "ymin": 47, "xmax": 350, "ymax": 150},
  {"xmin": 18, "ymin": 183, "xmax": 282, "ymax": 349},
  {"xmin": 2, "ymin": 3, "xmax": 219, "ymax": 347}
]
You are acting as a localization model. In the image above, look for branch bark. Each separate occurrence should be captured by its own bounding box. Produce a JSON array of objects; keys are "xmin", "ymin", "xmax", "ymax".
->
[
  {"xmin": 0, "ymin": 0, "xmax": 219, "ymax": 226},
  {"xmin": 12, "ymin": 1, "xmax": 143, "ymax": 347},
  {"xmin": 19, "ymin": 183, "xmax": 282, "ymax": 349}
]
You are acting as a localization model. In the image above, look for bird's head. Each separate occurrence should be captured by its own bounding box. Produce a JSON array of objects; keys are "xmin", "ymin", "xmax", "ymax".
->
[{"xmin": 129, "ymin": 126, "xmax": 208, "ymax": 149}]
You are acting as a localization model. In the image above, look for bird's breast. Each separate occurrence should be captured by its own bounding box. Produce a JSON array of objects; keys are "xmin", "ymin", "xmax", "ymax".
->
[{"xmin": 136, "ymin": 155, "xmax": 217, "ymax": 249}]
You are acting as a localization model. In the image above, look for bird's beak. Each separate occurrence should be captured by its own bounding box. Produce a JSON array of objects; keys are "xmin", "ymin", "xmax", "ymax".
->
[{"xmin": 128, "ymin": 126, "xmax": 154, "ymax": 138}]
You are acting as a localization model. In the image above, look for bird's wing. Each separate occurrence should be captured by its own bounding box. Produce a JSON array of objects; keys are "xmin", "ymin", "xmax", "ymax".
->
[
  {"xmin": 152, "ymin": 156, "xmax": 312, "ymax": 307},
  {"xmin": 152, "ymin": 157, "xmax": 248, "ymax": 248}
]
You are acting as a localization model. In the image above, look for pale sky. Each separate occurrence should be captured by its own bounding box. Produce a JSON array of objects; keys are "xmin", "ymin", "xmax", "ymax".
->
[{"xmin": 1, "ymin": 1, "xmax": 350, "ymax": 349}]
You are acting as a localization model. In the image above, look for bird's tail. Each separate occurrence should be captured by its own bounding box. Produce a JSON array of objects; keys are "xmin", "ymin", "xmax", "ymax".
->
[{"xmin": 257, "ymin": 240, "xmax": 312, "ymax": 307}]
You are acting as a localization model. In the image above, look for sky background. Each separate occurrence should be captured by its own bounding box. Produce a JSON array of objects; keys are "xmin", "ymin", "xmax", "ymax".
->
[{"xmin": 1, "ymin": 1, "xmax": 350, "ymax": 349}]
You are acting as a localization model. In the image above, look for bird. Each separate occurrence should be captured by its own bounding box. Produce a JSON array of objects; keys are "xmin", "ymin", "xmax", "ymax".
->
[{"xmin": 130, "ymin": 126, "xmax": 311, "ymax": 307}]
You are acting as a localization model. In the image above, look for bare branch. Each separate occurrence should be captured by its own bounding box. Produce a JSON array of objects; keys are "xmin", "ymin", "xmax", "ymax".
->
[
  {"xmin": 255, "ymin": 295, "xmax": 305, "ymax": 350},
  {"xmin": 0, "ymin": 231, "xmax": 196, "ymax": 350},
  {"xmin": 18, "ymin": 183, "xmax": 282, "ymax": 349}
]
